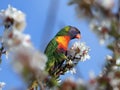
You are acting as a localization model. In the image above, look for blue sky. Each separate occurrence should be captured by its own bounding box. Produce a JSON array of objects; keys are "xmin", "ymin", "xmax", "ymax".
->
[{"xmin": 0, "ymin": 0, "xmax": 112, "ymax": 89}]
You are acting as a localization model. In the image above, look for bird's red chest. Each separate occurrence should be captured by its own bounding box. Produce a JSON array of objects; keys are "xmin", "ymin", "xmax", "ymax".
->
[{"xmin": 56, "ymin": 36, "xmax": 70, "ymax": 51}]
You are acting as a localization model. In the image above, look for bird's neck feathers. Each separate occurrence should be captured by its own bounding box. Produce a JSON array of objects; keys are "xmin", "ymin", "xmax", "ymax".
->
[{"xmin": 56, "ymin": 36, "xmax": 70, "ymax": 50}]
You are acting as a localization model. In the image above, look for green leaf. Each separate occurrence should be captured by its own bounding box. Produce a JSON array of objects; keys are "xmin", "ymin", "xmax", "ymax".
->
[
  {"xmin": 109, "ymin": 21, "xmax": 120, "ymax": 39},
  {"xmin": 107, "ymin": 44, "xmax": 114, "ymax": 51}
]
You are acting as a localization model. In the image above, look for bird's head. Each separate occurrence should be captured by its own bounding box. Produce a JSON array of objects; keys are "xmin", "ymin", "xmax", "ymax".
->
[
  {"xmin": 56, "ymin": 26, "xmax": 81, "ymax": 40},
  {"xmin": 68, "ymin": 26, "xmax": 81, "ymax": 39}
]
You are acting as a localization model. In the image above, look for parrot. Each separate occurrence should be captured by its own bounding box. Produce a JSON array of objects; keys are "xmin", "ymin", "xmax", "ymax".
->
[{"xmin": 44, "ymin": 26, "xmax": 81, "ymax": 77}]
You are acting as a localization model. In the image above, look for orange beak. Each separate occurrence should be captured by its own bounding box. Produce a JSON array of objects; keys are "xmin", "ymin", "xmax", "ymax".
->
[{"xmin": 76, "ymin": 34, "xmax": 81, "ymax": 39}]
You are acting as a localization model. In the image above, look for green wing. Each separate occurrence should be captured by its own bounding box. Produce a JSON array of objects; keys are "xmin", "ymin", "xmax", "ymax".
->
[
  {"xmin": 44, "ymin": 38, "xmax": 58, "ymax": 56},
  {"xmin": 44, "ymin": 38, "xmax": 58, "ymax": 72}
]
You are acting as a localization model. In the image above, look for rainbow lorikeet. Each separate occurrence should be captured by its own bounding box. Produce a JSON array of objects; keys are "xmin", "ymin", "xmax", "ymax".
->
[{"xmin": 44, "ymin": 26, "xmax": 81, "ymax": 76}]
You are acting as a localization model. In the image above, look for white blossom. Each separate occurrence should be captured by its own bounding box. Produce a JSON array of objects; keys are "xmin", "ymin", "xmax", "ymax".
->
[
  {"xmin": 112, "ymin": 65, "xmax": 119, "ymax": 70},
  {"xmin": 99, "ymin": 38, "xmax": 105, "ymax": 45},
  {"xmin": 70, "ymin": 41, "xmax": 90, "ymax": 61},
  {"xmin": 116, "ymin": 58, "xmax": 120, "ymax": 65},
  {"xmin": 31, "ymin": 51, "xmax": 47, "ymax": 70},
  {"xmin": 0, "ymin": 82, "xmax": 6, "ymax": 90},
  {"xmin": 101, "ymin": 19, "xmax": 111, "ymax": 29},
  {"xmin": 11, "ymin": 45, "xmax": 48, "ymax": 82},
  {"xmin": 106, "ymin": 55, "xmax": 113, "ymax": 60},
  {"xmin": 0, "ymin": 5, "xmax": 26, "ymax": 31},
  {"xmin": 89, "ymin": 18, "xmax": 111, "ymax": 45},
  {"xmin": 70, "ymin": 68, "xmax": 76, "ymax": 74},
  {"xmin": 2, "ymin": 29, "xmax": 32, "ymax": 51},
  {"xmin": 5, "ymin": 51, "xmax": 8, "ymax": 59},
  {"xmin": 108, "ymin": 71, "xmax": 120, "ymax": 89},
  {"xmin": 110, "ymin": 79, "xmax": 120, "ymax": 87},
  {"xmin": 89, "ymin": 19, "xmax": 99, "ymax": 30},
  {"xmin": 96, "ymin": 0, "xmax": 114, "ymax": 10},
  {"xmin": 89, "ymin": 71, "xmax": 95, "ymax": 79},
  {"xmin": 12, "ymin": 46, "xmax": 47, "ymax": 71},
  {"xmin": 67, "ymin": 60, "xmax": 73, "ymax": 65},
  {"xmin": 113, "ymin": 87, "xmax": 119, "ymax": 90},
  {"xmin": 77, "ymin": 78, "xmax": 85, "ymax": 85}
]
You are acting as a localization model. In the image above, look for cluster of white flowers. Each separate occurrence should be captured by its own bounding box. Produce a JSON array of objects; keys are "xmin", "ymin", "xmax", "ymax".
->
[
  {"xmin": 12, "ymin": 46, "xmax": 47, "ymax": 72},
  {"xmin": 89, "ymin": 19, "xmax": 111, "ymax": 45},
  {"xmin": 62, "ymin": 75, "xmax": 98, "ymax": 90},
  {"xmin": 69, "ymin": 41, "xmax": 90, "ymax": 61},
  {"xmin": 116, "ymin": 58, "xmax": 120, "ymax": 66},
  {"xmin": 0, "ymin": 82, "xmax": 5, "ymax": 90},
  {"xmin": 0, "ymin": 5, "xmax": 47, "ymax": 83},
  {"xmin": 108, "ymin": 71, "xmax": 120, "ymax": 90},
  {"xmin": 104, "ymin": 55, "xmax": 120, "ymax": 90},
  {"xmin": 95, "ymin": 0, "xmax": 114, "ymax": 10},
  {"xmin": 66, "ymin": 41, "xmax": 90, "ymax": 74},
  {"xmin": 62, "ymin": 68, "xmax": 120, "ymax": 90},
  {"xmin": 0, "ymin": 5, "xmax": 26, "ymax": 31},
  {"xmin": 70, "ymin": 68, "xmax": 76, "ymax": 74},
  {"xmin": 0, "ymin": 5, "xmax": 29, "ymax": 51}
]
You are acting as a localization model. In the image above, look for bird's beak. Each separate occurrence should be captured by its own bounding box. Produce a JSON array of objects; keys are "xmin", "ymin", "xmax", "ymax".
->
[{"xmin": 76, "ymin": 34, "xmax": 81, "ymax": 39}]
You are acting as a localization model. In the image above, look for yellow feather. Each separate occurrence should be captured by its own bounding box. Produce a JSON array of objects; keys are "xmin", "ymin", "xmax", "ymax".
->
[{"xmin": 56, "ymin": 36, "xmax": 70, "ymax": 50}]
